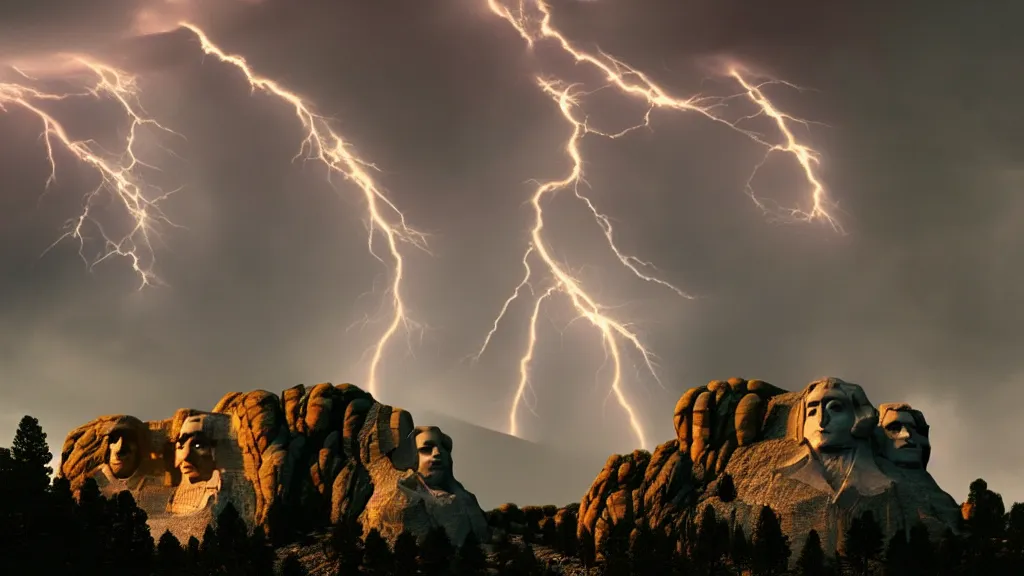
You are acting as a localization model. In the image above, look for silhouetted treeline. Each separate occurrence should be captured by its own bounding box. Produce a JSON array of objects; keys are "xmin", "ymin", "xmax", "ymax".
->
[{"xmin": 3, "ymin": 414, "xmax": 1024, "ymax": 575}]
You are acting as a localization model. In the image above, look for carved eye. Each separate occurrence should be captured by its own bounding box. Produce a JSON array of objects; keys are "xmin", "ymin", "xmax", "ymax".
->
[{"xmin": 825, "ymin": 399, "xmax": 844, "ymax": 412}]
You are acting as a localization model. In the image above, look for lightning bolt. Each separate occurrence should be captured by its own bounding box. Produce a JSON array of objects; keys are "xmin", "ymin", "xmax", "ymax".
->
[
  {"xmin": 0, "ymin": 58, "xmax": 183, "ymax": 289},
  {"xmin": 178, "ymin": 23, "xmax": 428, "ymax": 399},
  {"xmin": 484, "ymin": 0, "xmax": 841, "ymax": 448}
]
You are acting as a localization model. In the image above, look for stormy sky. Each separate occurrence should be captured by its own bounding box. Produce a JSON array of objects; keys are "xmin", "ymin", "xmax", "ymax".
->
[{"xmin": 1, "ymin": 0, "xmax": 1022, "ymax": 506}]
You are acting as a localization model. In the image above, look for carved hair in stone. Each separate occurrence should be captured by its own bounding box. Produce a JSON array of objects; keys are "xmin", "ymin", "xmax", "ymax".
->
[
  {"xmin": 104, "ymin": 416, "xmax": 148, "ymax": 479},
  {"xmin": 412, "ymin": 426, "xmax": 454, "ymax": 492},
  {"xmin": 787, "ymin": 377, "xmax": 878, "ymax": 452},
  {"xmin": 876, "ymin": 403, "xmax": 931, "ymax": 469}
]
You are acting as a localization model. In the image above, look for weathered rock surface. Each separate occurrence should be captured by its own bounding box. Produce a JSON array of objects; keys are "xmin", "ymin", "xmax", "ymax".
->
[
  {"xmin": 59, "ymin": 383, "xmax": 488, "ymax": 546},
  {"xmin": 578, "ymin": 377, "xmax": 962, "ymax": 562}
]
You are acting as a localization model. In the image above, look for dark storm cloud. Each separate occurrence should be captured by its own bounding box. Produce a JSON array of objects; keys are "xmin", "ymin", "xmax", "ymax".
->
[{"xmin": 2, "ymin": 0, "xmax": 1023, "ymax": 506}]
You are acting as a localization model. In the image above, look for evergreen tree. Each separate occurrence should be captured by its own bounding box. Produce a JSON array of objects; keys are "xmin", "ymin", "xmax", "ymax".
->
[
  {"xmin": 751, "ymin": 505, "xmax": 790, "ymax": 576},
  {"xmin": 248, "ymin": 526, "xmax": 277, "ymax": 576},
  {"xmin": 215, "ymin": 502, "xmax": 251, "ymax": 574},
  {"xmin": 108, "ymin": 490, "xmax": 155, "ymax": 576},
  {"xmin": 795, "ymin": 529, "xmax": 827, "ymax": 576},
  {"xmin": 935, "ymin": 528, "xmax": 963, "ymax": 576},
  {"xmin": 75, "ymin": 476, "xmax": 110, "ymax": 574},
  {"xmin": 393, "ymin": 530, "xmax": 420, "ymax": 576},
  {"xmin": 843, "ymin": 510, "xmax": 883, "ymax": 576},
  {"xmin": 730, "ymin": 524, "xmax": 751, "ymax": 574},
  {"xmin": 200, "ymin": 524, "xmax": 221, "ymax": 575},
  {"xmin": 906, "ymin": 522, "xmax": 936, "ymax": 576},
  {"xmin": 48, "ymin": 476, "xmax": 80, "ymax": 572},
  {"xmin": 717, "ymin": 473, "xmax": 737, "ymax": 503},
  {"xmin": 964, "ymin": 478, "xmax": 1004, "ymax": 573},
  {"xmin": 420, "ymin": 525, "xmax": 455, "ymax": 576},
  {"xmin": 882, "ymin": 529, "xmax": 909, "ymax": 576},
  {"xmin": 453, "ymin": 530, "xmax": 488, "ymax": 576},
  {"xmin": 10, "ymin": 415, "xmax": 52, "ymax": 494},
  {"xmin": 1007, "ymin": 502, "xmax": 1024, "ymax": 569},
  {"xmin": 362, "ymin": 527, "xmax": 394, "ymax": 575},
  {"xmin": 281, "ymin": 553, "xmax": 306, "ymax": 576},
  {"xmin": 155, "ymin": 530, "xmax": 186, "ymax": 575},
  {"xmin": 185, "ymin": 535, "xmax": 202, "ymax": 574}
]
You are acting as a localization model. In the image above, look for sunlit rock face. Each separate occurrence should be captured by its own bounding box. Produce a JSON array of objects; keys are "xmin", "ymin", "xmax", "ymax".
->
[
  {"xmin": 577, "ymin": 377, "xmax": 962, "ymax": 562},
  {"xmin": 59, "ymin": 383, "xmax": 489, "ymax": 545}
]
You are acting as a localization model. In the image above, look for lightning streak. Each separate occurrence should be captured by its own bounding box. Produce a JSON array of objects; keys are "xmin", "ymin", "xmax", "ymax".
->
[
  {"xmin": 485, "ymin": 0, "xmax": 840, "ymax": 448},
  {"xmin": 179, "ymin": 23, "xmax": 427, "ymax": 398},
  {"xmin": 0, "ymin": 58, "xmax": 182, "ymax": 288}
]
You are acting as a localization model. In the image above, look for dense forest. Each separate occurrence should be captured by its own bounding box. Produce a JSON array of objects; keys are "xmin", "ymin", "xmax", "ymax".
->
[{"xmin": 1, "ymin": 415, "xmax": 1022, "ymax": 575}]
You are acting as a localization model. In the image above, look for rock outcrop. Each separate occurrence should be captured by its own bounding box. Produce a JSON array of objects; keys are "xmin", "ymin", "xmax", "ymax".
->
[
  {"xmin": 59, "ymin": 383, "xmax": 489, "ymax": 546},
  {"xmin": 577, "ymin": 377, "xmax": 962, "ymax": 561}
]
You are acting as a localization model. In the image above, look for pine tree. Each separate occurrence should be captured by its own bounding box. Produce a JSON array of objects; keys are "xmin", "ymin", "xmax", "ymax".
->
[
  {"xmin": 1008, "ymin": 503, "xmax": 1024, "ymax": 570},
  {"xmin": 108, "ymin": 490, "xmax": 155, "ymax": 576},
  {"xmin": 155, "ymin": 530, "xmax": 186, "ymax": 575},
  {"xmin": 453, "ymin": 530, "xmax": 488, "ymax": 576},
  {"xmin": 843, "ymin": 510, "xmax": 883, "ymax": 576},
  {"xmin": 795, "ymin": 529, "xmax": 827, "ymax": 576},
  {"xmin": 751, "ymin": 505, "xmax": 790, "ymax": 576},
  {"xmin": 393, "ymin": 530, "xmax": 420, "ymax": 576},
  {"xmin": 882, "ymin": 529, "xmax": 908, "ymax": 576},
  {"xmin": 935, "ymin": 529, "xmax": 962, "ymax": 576},
  {"xmin": 964, "ymin": 478, "xmax": 1004, "ymax": 573},
  {"xmin": 717, "ymin": 473, "xmax": 737, "ymax": 503},
  {"xmin": 200, "ymin": 524, "xmax": 220, "ymax": 574},
  {"xmin": 215, "ymin": 502, "xmax": 251, "ymax": 574},
  {"xmin": 420, "ymin": 525, "xmax": 455, "ymax": 576},
  {"xmin": 248, "ymin": 526, "xmax": 277, "ymax": 576},
  {"xmin": 362, "ymin": 527, "xmax": 394, "ymax": 575},
  {"xmin": 10, "ymin": 415, "xmax": 52, "ymax": 494},
  {"xmin": 906, "ymin": 522, "xmax": 936, "ymax": 576}
]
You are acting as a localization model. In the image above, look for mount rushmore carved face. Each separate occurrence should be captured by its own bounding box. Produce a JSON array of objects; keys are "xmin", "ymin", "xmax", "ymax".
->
[
  {"xmin": 104, "ymin": 416, "xmax": 147, "ymax": 479},
  {"xmin": 414, "ymin": 426, "xmax": 452, "ymax": 491},
  {"xmin": 878, "ymin": 403, "xmax": 931, "ymax": 468},
  {"xmin": 174, "ymin": 414, "xmax": 217, "ymax": 483},
  {"xmin": 789, "ymin": 378, "xmax": 878, "ymax": 454}
]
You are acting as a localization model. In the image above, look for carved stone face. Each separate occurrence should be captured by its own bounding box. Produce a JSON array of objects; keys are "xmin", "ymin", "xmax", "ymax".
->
[
  {"xmin": 802, "ymin": 385, "xmax": 856, "ymax": 452},
  {"xmin": 880, "ymin": 409, "xmax": 930, "ymax": 467},
  {"xmin": 416, "ymin": 428, "xmax": 451, "ymax": 490},
  {"xmin": 107, "ymin": 432, "xmax": 140, "ymax": 479},
  {"xmin": 174, "ymin": 415, "xmax": 216, "ymax": 483}
]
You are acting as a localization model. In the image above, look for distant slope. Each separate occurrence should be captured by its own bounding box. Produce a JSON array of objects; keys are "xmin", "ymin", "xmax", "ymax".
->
[{"xmin": 413, "ymin": 409, "xmax": 609, "ymax": 510}]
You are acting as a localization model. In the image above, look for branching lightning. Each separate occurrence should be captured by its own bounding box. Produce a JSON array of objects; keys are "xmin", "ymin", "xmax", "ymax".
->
[
  {"xmin": 0, "ymin": 58, "xmax": 183, "ymax": 288},
  {"xmin": 483, "ymin": 0, "xmax": 841, "ymax": 448},
  {"xmin": 178, "ymin": 23, "xmax": 428, "ymax": 398},
  {"xmin": 3, "ymin": 23, "xmax": 426, "ymax": 399}
]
